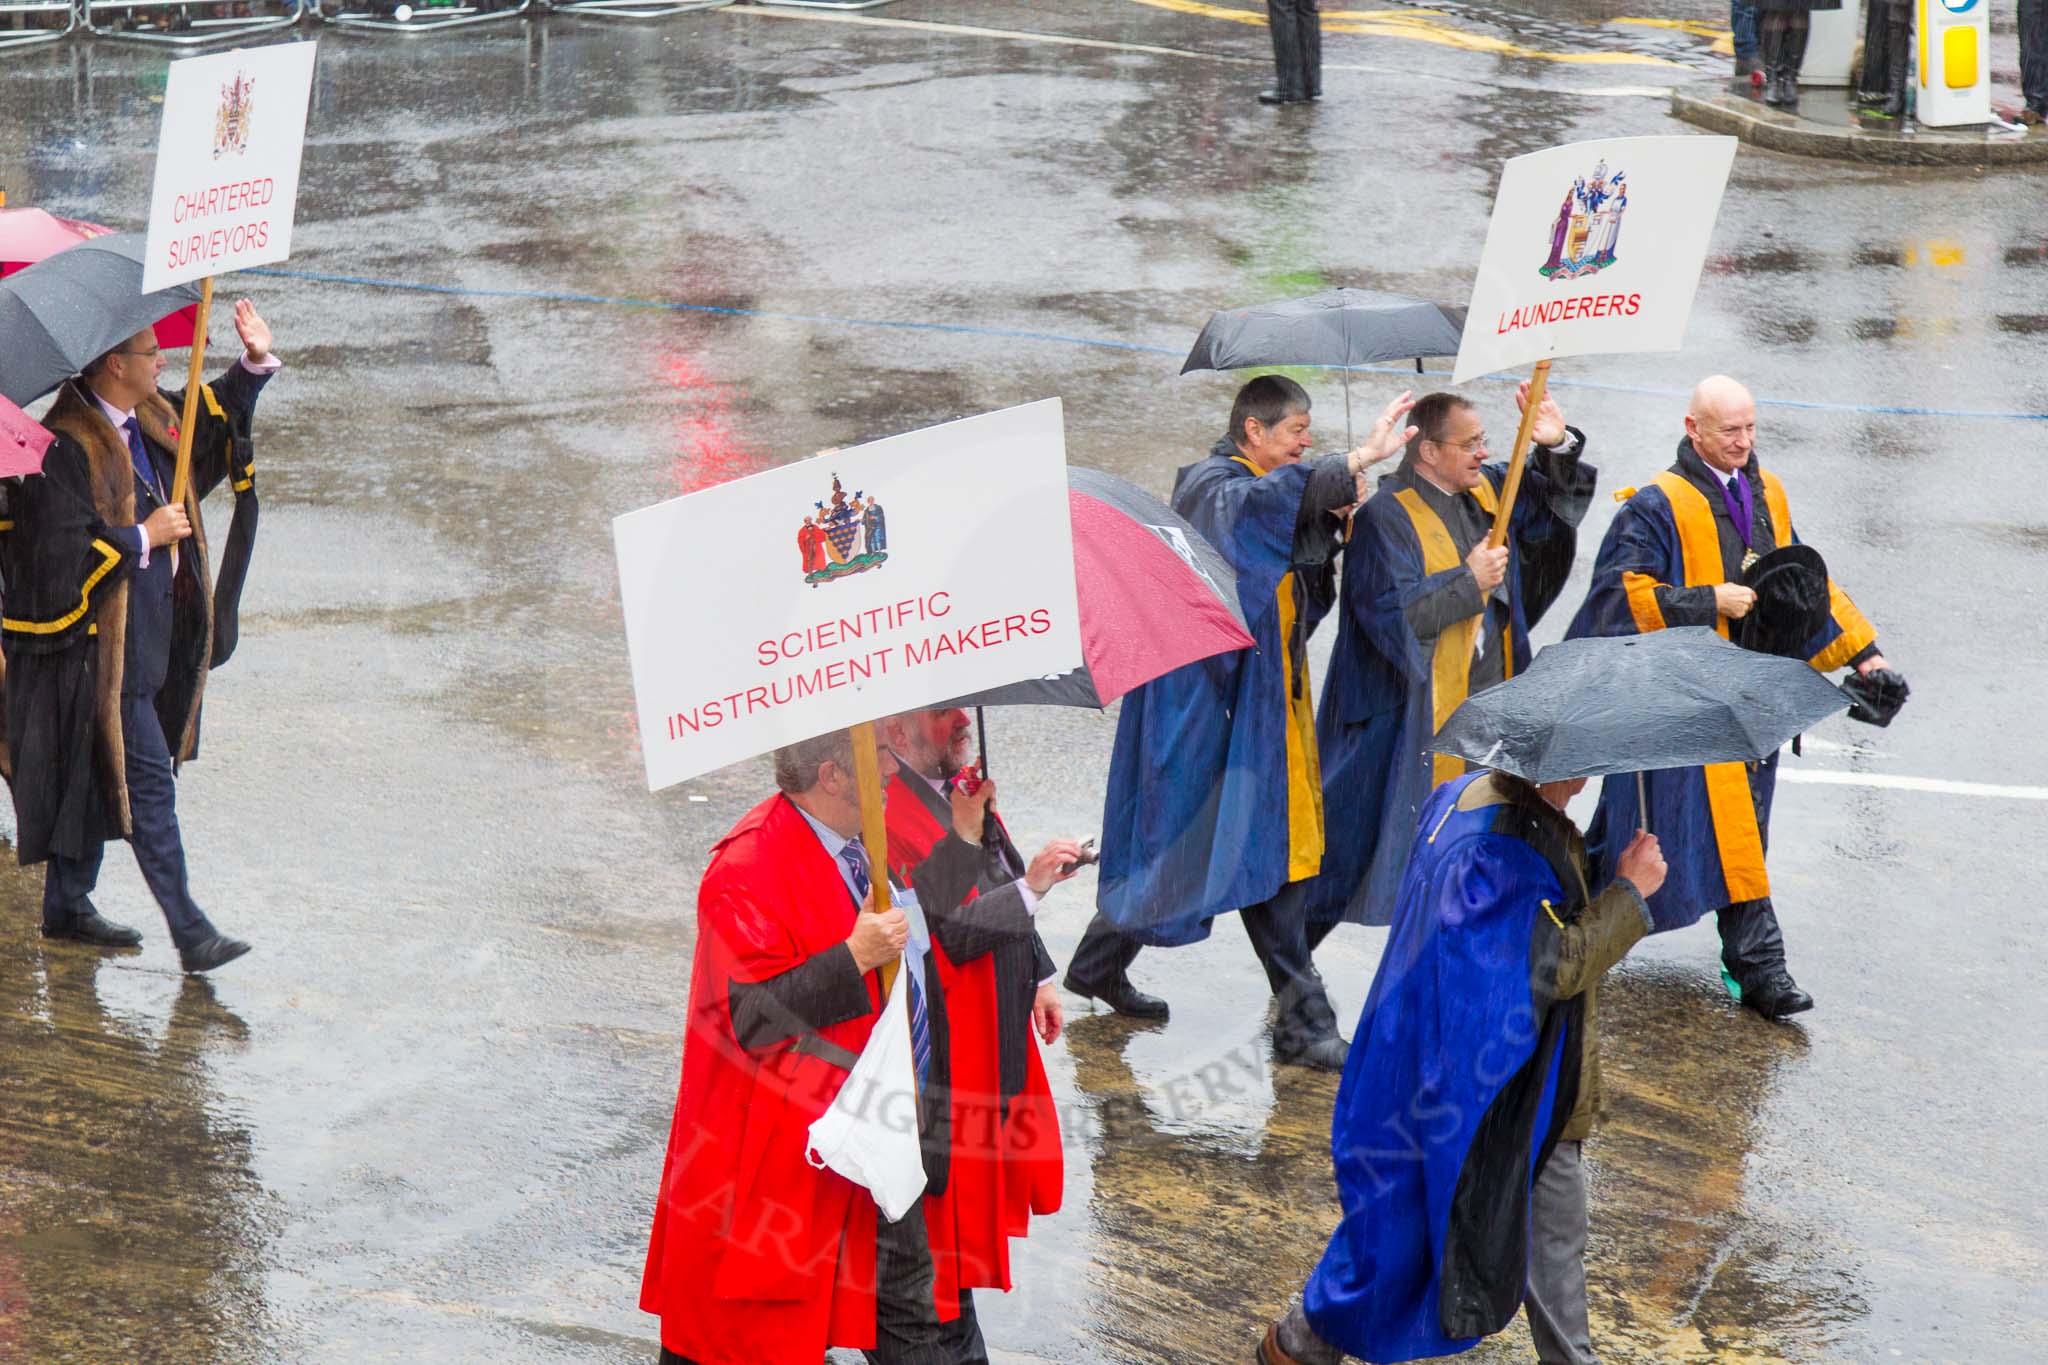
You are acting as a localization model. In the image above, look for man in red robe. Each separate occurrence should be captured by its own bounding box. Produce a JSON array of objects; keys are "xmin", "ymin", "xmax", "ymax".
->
[
  {"xmin": 641, "ymin": 729, "xmax": 980, "ymax": 1364},
  {"xmin": 879, "ymin": 708, "xmax": 1084, "ymax": 1316},
  {"xmin": 797, "ymin": 517, "xmax": 829, "ymax": 576}
]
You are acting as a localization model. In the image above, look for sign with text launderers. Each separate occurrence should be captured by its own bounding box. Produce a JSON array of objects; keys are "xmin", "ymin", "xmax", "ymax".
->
[
  {"xmin": 142, "ymin": 42, "xmax": 318, "ymax": 294},
  {"xmin": 1452, "ymin": 134, "xmax": 1737, "ymax": 384},
  {"xmin": 614, "ymin": 399, "xmax": 1082, "ymax": 792}
]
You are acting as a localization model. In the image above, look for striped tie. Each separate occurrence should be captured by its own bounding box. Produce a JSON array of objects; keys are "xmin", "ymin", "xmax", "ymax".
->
[{"xmin": 841, "ymin": 839, "xmax": 930, "ymax": 1087}]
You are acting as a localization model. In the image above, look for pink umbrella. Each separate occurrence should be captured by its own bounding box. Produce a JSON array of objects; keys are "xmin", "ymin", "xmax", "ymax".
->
[
  {"xmin": 0, "ymin": 208, "xmax": 199, "ymax": 348},
  {"xmin": 946, "ymin": 466, "xmax": 1255, "ymax": 711},
  {"xmin": 0, "ymin": 390, "xmax": 55, "ymax": 479}
]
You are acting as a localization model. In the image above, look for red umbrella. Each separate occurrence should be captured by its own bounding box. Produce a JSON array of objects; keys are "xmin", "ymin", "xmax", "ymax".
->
[
  {"xmin": 0, "ymin": 390, "xmax": 55, "ymax": 479},
  {"xmin": 947, "ymin": 466, "xmax": 1254, "ymax": 711},
  {"xmin": 0, "ymin": 208, "xmax": 198, "ymax": 348}
]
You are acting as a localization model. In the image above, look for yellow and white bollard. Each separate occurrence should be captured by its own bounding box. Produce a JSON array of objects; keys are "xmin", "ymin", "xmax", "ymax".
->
[{"xmin": 1916, "ymin": 0, "xmax": 1993, "ymax": 127}]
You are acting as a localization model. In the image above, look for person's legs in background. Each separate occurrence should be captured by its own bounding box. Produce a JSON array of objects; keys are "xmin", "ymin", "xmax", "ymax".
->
[
  {"xmin": 1730, "ymin": 1, "xmax": 1761, "ymax": 80},
  {"xmin": 1262, "ymin": 0, "xmax": 1313, "ymax": 104},
  {"xmin": 2021, "ymin": 0, "xmax": 2048, "ymax": 123}
]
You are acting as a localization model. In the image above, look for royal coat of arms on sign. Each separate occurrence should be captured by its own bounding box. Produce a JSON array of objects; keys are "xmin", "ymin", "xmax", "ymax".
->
[
  {"xmin": 214, "ymin": 72, "xmax": 254, "ymax": 160},
  {"xmin": 796, "ymin": 472, "xmax": 888, "ymax": 586},
  {"xmin": 1540, "ymin": 159, "xmax": 1627, "ymax": 281}
]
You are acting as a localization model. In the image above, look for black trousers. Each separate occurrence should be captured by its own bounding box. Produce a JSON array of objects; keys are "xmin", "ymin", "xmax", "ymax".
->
[
  {"xmin": 1069, "ymin": 886, "xmax": 1339, "ymax": 1045},
  {"xmin": 1241, "ymin": 878, "xmax": 1341, "ymax": 1047},
  {"xmin": 2023, "ymin": 0, "xmax": 2048, "ymax": 113},
  {"xmin": 657, "ymin": 1204, "xmax": 986, "ymax": 1365},
  {"xmin": 1067, "ymin": 909, "xmax": 1143, "ymax": 991},
  {"xmin": 1266, "ymin": 0, "xmax": 1321, "ymax": 99},
  {"xmin": 42, "ymin": 689, "xmax": 214, "ymax": 950}
]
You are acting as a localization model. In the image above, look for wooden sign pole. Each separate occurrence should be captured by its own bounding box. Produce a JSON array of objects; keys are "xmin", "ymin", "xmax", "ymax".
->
[
  {"xmin": 848, "ymin": 720, "xmax": 898, "ymax": 998},
  {"xmin": 1484, "ymin": 357, "xmax": 1553, "ymax": 550},
  {"xmin": 169, "ymin": 275, "xmax": 215, "ymax": 508}
]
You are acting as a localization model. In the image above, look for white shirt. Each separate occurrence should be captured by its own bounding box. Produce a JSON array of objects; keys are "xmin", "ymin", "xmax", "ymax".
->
[{"xmin": 793, "ymin": 803, "xmax": 932, "ymax": 991}]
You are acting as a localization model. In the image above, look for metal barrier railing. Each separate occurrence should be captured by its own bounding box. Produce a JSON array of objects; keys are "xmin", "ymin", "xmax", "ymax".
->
[
  {"xmin": 312, "ymin": 0, "xmax": 528, "ymax": 33},
  {"xmin": 83, "ymin": 0, "xmax": 305, "ymax": 47},
  {"xmin": 748, "ymin": 0, "xmax": 895, "ymax": 9},
  {"xmin": 0, "ymin": 0, "xmax": 81, "ymax": 49},
  {"xmin": 547, "ymin": 0, "xmax": 725, "ymax": 23},
  {"xmin": 1, "ymin": 0, "xmax": 752, "ymax": 50}
]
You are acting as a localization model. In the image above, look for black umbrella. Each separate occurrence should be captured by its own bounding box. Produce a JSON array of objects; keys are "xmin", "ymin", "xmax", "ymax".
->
[
  {"xmin": 1431, "ymin": 627, "xmax": 1849, "ymax": 788},
  {"xmin": 0, "ymin": 234, "xmax": 205, "ymax": 405},
  {"xmin": 1181, "ymin": 287, "xmax": 1467, "ymax": 446}
]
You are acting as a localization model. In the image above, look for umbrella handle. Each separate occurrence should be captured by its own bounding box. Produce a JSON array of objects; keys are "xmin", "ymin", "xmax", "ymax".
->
[{"xmin": 1637, "ymin": 769, "xmax": 1650, "ymax": 836}]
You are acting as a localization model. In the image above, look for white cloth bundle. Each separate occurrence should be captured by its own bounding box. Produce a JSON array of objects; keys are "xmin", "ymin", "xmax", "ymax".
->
[{"xmin": 805, "ymin": 950, "xmax": 928, "ymax": 1223}]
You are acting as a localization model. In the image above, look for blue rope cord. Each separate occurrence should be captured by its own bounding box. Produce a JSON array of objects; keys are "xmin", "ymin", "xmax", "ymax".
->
[{"xmin": 243, "ymin": 266, "xmax": 2048, "ymax": 423}]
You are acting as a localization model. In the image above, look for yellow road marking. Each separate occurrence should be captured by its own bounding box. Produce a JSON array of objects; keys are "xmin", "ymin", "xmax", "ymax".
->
[
  {"xmin": 1124, "ymin": 0, "xmax": 1684, "ymax": 67},
  {"xmin": 1612, "ymin": 15, "xmax": 1736, "ymax": 55}
]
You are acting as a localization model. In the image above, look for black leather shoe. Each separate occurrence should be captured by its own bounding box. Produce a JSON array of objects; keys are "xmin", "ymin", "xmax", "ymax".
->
[
  {"xmin": 1064, "ymin": 973, "xmax": 1169, "ymax": 1020},
  {"xmin": 1741, "ymin": 971, "xmax": 1814, "ymax": 1020},
  {"xmin": 179, "ymin": 934, "xmax": 252, "ymax": 975},
  {"xmin": 1257, "ymin": 88, "xmax": 1300, "ymax": 105},
  {"xmin": 43, "ymin": 911, "xmax": 144, "ymax": 949},
  {"xmin": 1275, "ymin": 1034, "xmax": 1350, "ymax": 1071}
]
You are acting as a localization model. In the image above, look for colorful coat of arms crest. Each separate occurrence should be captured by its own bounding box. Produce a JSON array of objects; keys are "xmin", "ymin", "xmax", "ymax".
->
[
  {"xmin": 1539, "ymin": 159, "xmax": 1627, "ymax": 281},
  {"xmin": 796, "ymin": 472, "xmax": 888, "ymax": 586},
  {"xmin": 214, "ymin": 72, "xmax": 255, "ymax": 161}
]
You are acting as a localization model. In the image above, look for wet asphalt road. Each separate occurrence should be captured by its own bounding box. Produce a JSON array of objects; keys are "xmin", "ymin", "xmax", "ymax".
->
[{"xmin": 0, "ymin": 2, "xmax": 2044, "ymax": 1362}]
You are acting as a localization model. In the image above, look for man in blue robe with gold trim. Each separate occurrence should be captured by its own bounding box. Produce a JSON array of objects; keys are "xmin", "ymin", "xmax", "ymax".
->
[
  {"xmin": 1072, "ymin": 376, "xmax": 1413, "ymax": 1070},
  {"xmin": 1305, "ymin": 386, "xmax": 1594, "ymax": 933},
  {"xmin": 1563, "ymin": 375, "xmax": 1904, "ymax": 1020}
]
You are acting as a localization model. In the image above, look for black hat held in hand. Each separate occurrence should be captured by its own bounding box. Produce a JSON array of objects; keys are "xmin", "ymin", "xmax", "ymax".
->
[{"xmin": 1736, "ymin": 544, "xmax": 1832, "ymax": 660}]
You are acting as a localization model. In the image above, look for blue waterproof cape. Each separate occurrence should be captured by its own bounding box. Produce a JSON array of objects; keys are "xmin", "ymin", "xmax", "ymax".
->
[
  {"xmin": 1303, "ymin": 773, "xmax": 1586, "ymax": 1363},
  {"xmin": 1096, "ymin": 440, "xmax": 1350, "ymax": 945},
  {"xmin": 1307, "ymin": 443, "xmax": 1592, "ymax": 930},
  {"xmin": 1564, "ymin": 443, "xmax": 1874, "ymax": 929}
]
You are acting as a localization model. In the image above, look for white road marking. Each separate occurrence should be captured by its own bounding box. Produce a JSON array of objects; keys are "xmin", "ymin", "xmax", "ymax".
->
[{"xmin": 1779, "ymin": 769, "xmax": 2048, "ymax": 801}]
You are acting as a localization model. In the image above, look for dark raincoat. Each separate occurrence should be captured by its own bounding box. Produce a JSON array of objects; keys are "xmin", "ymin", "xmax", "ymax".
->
[{"xmin": 1096, "ymin": 438, "xmax": 1353, "ymax": 945}]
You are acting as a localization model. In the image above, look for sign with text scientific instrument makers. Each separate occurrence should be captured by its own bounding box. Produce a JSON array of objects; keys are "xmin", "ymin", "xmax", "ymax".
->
[
  {"xmin": 1451, "ymin": 134, "xmax": 1737, "ymax": 384},
  {"xmin": 613, "ymin": 398, "xmax": 1082, "ymax": 792}
]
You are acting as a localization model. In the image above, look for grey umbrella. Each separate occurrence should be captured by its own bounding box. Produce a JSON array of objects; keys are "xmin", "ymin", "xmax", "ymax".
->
[
  {"xmin": 1431, "ymin": 627, "xmax": 1850, "ymax": 790},
  {"xmin": 1181, "ymin": 287, "xmax": 1467, "ymax": 445},
  {"xmin": 0, "ymin": 234, "xmax": 205, "ymax": 405}
]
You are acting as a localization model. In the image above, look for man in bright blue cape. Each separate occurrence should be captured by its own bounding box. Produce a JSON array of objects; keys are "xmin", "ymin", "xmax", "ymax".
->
[
  {"xmin": 1306, "ymin": 386, "xmax": 1595, "ymax": 933},
  {"xmin": 1071, "ymin": 376, "xmax": 1413, "ymax": 1070},
  {"xmin": 1260, "ymin": 770, "xmax": 1663, "ymax": 1365},
  {"xmin": 1563, "ymin": 376, "xmax": 1902, "ymax": 1021}
]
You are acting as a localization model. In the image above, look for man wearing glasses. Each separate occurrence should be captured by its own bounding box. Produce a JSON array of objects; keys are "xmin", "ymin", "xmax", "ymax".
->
[
  {"xmin": 0, "ymin": 301, "xmax": 275, "ymax": 973},
  {"xmin": 1304, "ymin": 387, "xmax": 1595, "ymax": 932}
]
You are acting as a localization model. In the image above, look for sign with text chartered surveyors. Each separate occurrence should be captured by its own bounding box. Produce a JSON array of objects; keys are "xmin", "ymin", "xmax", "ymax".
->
[
  {"xmin": 1451, "ymin": 135, "xmax": 1737, "ymax": 384},
  {"xmin": 142, "ymin": 42, "xmax": 318, "ymax": 294},
  {"xmin": 613, "ymin": 398, "xmax": 1082, "ymax": 792}
]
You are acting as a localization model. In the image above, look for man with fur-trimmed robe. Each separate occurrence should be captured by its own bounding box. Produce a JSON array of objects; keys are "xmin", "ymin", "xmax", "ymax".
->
[{"xmin": 0, "ymin": 301, "xmax": 270, "ymax": 974}]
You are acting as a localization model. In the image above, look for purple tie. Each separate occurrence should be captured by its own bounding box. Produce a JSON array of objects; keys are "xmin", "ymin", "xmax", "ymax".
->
[{"xmin": 1719, "ymin": 473, "xmax": 1754, "ymax": 552}]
